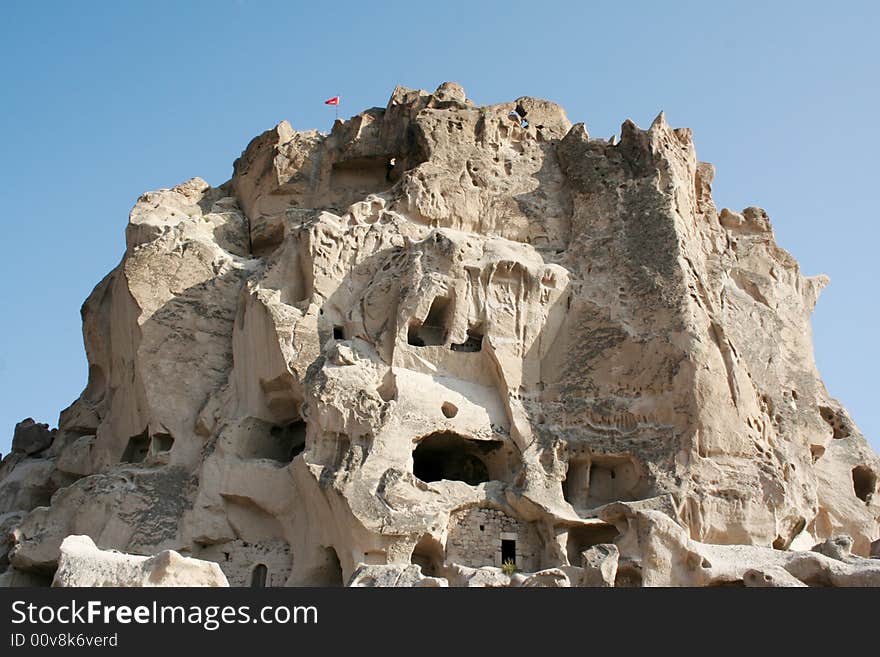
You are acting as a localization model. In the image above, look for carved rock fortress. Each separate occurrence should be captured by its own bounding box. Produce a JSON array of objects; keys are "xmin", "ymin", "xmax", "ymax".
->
[{"xmin": 2, "ymin": 83, "xmax": 878, "ymax": 587}]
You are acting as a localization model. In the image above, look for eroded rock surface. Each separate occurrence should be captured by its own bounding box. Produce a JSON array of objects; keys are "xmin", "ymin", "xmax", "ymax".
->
[
  {"xmin": 1, "ymin": 83, "xmax": 878, "ymax": 587},
  {"xmin": 53, "ymin": 535, "xmax": 228, "ymax": 587}
]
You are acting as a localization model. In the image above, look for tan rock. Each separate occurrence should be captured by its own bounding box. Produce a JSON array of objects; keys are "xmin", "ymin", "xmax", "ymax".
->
[
  {"xmin": 579, "ymin": 543, "xmax": 619, "ymax": 587},
  {"xmin": 348, "ymin": 563, "xmax": 447, "ymax": 587},
  {"xmin": 52, "ymin": 535, "xmax": 228, "ymax": 587},
  {"xmin": 1, "ymin": 82, "xmax": 877, "ymax": 587}
]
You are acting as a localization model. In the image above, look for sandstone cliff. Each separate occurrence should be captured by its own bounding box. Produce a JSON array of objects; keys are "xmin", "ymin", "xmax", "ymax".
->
[{"xmin": 1, "ymin": 82, "xmax": 878, "ymax": 587}]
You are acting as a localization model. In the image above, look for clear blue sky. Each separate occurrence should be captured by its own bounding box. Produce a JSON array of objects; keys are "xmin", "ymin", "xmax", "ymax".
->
[{"xmin": 1, "ymin": 0, "xmax": 878, "ymax": 454}]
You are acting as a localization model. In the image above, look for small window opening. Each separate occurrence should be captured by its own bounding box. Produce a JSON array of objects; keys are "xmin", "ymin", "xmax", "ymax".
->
[
  {"xmin": 251, "ymin": 563, "xmax": 268, "ymax": 587},
  {"xmin": 333, "ymin": 325, "xmax": 345, "ymax": 340},
  {"xmin": 407, "ymin": 296, "xmax": 451, "ymax": 347},
  {"xmin": 121, "ymin": 430, "xmax": 150, "ymax": 463},
  {"xmin": 451, "ymin": 327, "xmax": 484, "ymax": 352},
  {"xmin": 852, "ymin": 465, "xmax": 877, "ymax": 503},
  {"xmin": 151, "ymin": 432, "xmax": 174, "ymax": 454}
]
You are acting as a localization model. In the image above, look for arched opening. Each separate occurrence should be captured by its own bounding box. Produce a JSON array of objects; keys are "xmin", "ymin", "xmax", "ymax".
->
[
  {"xmin": 251, "ymin": 563, "xmax": 268, "ymax": 587},
  {"xmin": 412, "ymin": 432, "xmax": 496, "ymax": 485},
  {"xmin": 852, "ymin": 465, "xmax": 877, "ymax": 503},
  {"xmin": 318, "ymin": 547, "xmax": 344, "ymax": 587},
  {"xmin": 411, "ymin": 534, "xmax": 444, "ymax": 577}
]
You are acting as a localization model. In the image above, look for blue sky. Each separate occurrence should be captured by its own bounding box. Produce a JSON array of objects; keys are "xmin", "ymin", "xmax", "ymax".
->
[{"xmin": 1, "ymin": 0, "xmax": 878, "ymax": 453}]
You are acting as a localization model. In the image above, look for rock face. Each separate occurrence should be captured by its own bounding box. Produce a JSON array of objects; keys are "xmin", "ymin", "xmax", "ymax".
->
[
  {"xmin": 53, "ymin": 535, "xmax": 228, "ymax": 587},
  {"xmin": 1, "ymin": 82, "xmax": 878, "ymax": 587}
]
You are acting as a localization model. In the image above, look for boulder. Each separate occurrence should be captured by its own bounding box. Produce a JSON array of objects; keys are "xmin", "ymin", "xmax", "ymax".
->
[{"xmin": 52, "ymin": 535, "xmax": 228, "ymax": 587}]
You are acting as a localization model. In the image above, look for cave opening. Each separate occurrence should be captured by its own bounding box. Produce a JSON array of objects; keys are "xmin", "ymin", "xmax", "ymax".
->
[
  {"xmin": 121, "ymin": 430, "xmax": 150, "ymax": 463},
  {"xmin": 269, "ymin": 420, "xmax": 307, "ymax": 462},
  {"xmin": 412, "ymin": 432, "xmax": 495, "ymax": 485},
  {"xmin": 411, "ymin": 534, "xmax": 444, "ymax": 577},
  {"xmin": 450, "ymin": 327, "xmax": 484, "ymax": 352},
  {"xmin": 565, "ymin": 524, "xmax": 620, "ymax": 566},
  {"xmin": 319, "ymin": 547, "xmax": 344, "ymax": 586},
  {"xmin": 408, "ymin": 296, "xmax": 451, "ymax": 347},
  {"xmin": 151, "ymin": 433, "xmax": 174, "ymax": 454},
  {"xmin": 852, "ymin": 465, "xmax": 877, "ymax": 503}
]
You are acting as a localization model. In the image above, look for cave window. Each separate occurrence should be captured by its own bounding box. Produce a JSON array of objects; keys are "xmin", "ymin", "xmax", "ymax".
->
[
  {"xmin": 501, "ymin": 539, "xmax": 516, "ymax": 566},
  {"xmin": 412, "ymin": 432, "xmax": 494, "ymax": 485},
  {"xmin": 408, "ymin": 296, "xmax": 451, "ymax": 347},
  {"xmin": 562, "ymin": 458, "xmax": 590, "ymax": 508},
  {"xmin": 269, "ymin": 420, "xmax": 307, "ymax": 462},
  {"xmin": 121, "ymin": 430, "xmax": 150, "ymax": 463},
  {"xmin": 151, "ymin": 433, "xmax": 174, "ymax": 454},
  {"xmin": 852, "ymin": 465, "xmax": 877, "ymax": 503},
  {"xmin": 321, "ymin": 547, "xmax": 344, "ymax": 586},
  {"xmin": 251, "ymin": 564, "xmax": 268, "ymax": 587},
  {"xmin": 451, "ymin": 327, "xmax": 484, "ymax": 352},
  {"xmin": 411, "ymin": 534, "xmax": 444, "ymax": 577},
  {"xmin": 565, "ymin": 524, "xmax": 620, "ymax": 566},
  {"xmin": 564, "ymin": 455, "xmax": 639, "ymax": 509},
  {"xmin": 333, "ymin": 325, "xmax": 345, "ymax": 340}
]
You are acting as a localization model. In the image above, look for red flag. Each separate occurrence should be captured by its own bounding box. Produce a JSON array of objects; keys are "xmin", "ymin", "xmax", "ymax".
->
[{"xmin": 324, "ymin": 96, "xmax": 339, "ymax": 106}]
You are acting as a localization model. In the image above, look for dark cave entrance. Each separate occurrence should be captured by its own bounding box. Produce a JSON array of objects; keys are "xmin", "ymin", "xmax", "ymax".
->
[
  {"xmin": 412, "ymin": 432, "xmax": 493, "ymax": 485},
  {"xmin": 408, "ymin": 296, "xmax": 451, "ymax": 347},
  {"xmin": 121, "ymin": 430, "xmax": 150, "ymax": 463}
]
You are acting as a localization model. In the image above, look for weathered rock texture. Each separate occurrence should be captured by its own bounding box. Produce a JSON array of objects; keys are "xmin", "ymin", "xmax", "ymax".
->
[
  {"xmin": 53, "ymin": 535, "xmax": 228, "ymax": 587},
  {"xmin": 1, "ymin": 82, "xmax": 878, "ymax": 587}
]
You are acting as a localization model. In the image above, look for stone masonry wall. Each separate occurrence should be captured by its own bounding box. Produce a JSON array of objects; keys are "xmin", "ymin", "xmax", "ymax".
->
[{"xmin": 446, "ymin": 506, "xmax": 542, "ymax": 572}]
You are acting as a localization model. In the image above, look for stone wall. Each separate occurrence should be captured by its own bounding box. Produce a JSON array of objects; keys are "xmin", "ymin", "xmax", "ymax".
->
[
  {"xmin": 446, "ymin": 506, "xmax": 542, "ymax": 572},
  {"xmin": 195, "ymin": 538, "xmax": 292, "ymax": 587}
]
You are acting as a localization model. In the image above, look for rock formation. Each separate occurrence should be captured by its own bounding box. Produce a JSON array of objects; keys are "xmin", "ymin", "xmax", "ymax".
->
[
  {"xmin": 52, "ymin": 535, "xmax": 228, "ymax": 587},
  {"xmin": 1, "ymin": 82, "xmax": 878, "ymax": 587}
]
